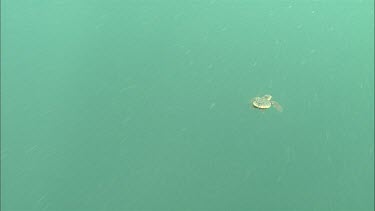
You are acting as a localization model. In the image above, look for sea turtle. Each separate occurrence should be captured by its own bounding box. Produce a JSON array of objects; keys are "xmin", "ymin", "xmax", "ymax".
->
[{"xmin": 251, "ymin": 94, "xmax": 283, "ymax": 112}]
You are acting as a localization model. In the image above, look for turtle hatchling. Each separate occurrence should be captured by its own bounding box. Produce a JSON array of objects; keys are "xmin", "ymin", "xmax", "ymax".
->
[{"xmin": 250, "ymin": 94, "xmax": 283, "ymax": 112}]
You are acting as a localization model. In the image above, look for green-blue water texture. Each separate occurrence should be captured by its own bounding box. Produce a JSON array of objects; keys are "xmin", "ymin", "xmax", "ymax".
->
[{"xmin": 2, "ymin": 1, "xmax": 374, "ymax": 210}]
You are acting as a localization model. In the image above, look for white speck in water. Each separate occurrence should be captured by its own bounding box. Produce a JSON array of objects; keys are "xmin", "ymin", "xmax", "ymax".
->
[
  {"xmin": 37, "ymin": 194, "xmax": 47, "ymax": 204},
  {"xmin": 268, "ymin": 80, "xmax": 273, "ymax": 88},
  {"xmin": 325, "ymin": 130, "xmax": 330, "ymax": 144},
  {"xmin": 120, "ymin": 85, "xmax": 136, "ymax": 93},
  {"xmin": 26, "ymin": 145, "xmax": 39, "ymax": 153},
  {"xmin": 180, "ymin": 127, "xmax": 188, "ymax": 132},
  {"xmin": 209, "ymin": 103, "xmax": 216, "ymax": 110}
]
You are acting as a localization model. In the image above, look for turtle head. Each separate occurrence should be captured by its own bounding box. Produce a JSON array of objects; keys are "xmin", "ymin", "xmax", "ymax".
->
[{"xmin": 263, "ymin": 94, "xmax": 272, "ymax": 100}]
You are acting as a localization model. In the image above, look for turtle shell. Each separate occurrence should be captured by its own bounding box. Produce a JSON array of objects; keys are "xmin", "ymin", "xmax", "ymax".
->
[{"xmin": 252, "ymin": 97, "xmax": 272, "ymax": 109}]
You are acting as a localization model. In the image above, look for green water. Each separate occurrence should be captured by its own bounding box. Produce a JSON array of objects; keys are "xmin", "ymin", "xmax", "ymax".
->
[{"xmin": 2, "ymin": 1, "xmax": 374, "ymax": 210}]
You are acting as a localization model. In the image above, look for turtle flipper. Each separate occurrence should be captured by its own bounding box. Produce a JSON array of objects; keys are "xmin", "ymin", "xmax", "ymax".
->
[
  {"xmin": 271, "ymin": 101, "xmax": 283, "ymax": 112},
  {"xmin": 250, "ymin": 97, "xmax": 257, "ymax": 107}
]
